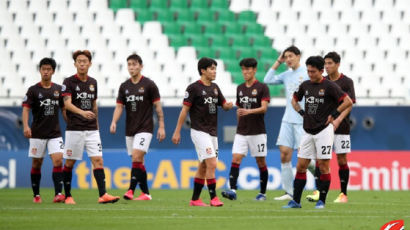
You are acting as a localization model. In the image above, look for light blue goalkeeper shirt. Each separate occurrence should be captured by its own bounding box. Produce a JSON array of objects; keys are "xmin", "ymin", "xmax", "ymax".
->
[{"xmin": 264, "ymin": 65, "xmax": 309, "ymax": 124}]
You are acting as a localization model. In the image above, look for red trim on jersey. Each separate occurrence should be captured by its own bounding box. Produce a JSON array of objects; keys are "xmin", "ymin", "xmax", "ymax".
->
[
  {"xmin": 61, "ymin": 93, "xmax": 71, "ymax": 97},
  {"xmin": 352, "ymin": 98, "xmax": 356, "ymax": 104},
  {"xmin": 222, "ymin": 99, "xmax": 226, "ymax": 105},
  {"xmin": 183, "ymin": 101, "xmax": 192, "ymax": 107},
  {"xmin": 338, "ymin": 93, "xmax": 347, "ymax": 103},
  {"xmin": 320, "ymin": 173, "xmax": 331, "ymax": 181},
  {"xmin": 319, "ymin": 77, "xmax": 325, "ymax": 83},
  {"xmin": 198, "ymin": 80, "xmax": 204, "ymax": 85},
  {"xmin": 295, "ymin": 172, "xmax": 306, "ymax": 180},
  {"xmin": 75, "ymin": 74, "xmax": 89, "ymax": 81},
  {"xmin": 116, "ymin": 100, "xmax": 123, "ymax": 104},
  {"xmin": 22, "ymin": 103, "xmax": 31, "ymax": 108},
  {"xmin": 339, "ymin": 73, "xmax": 344, "ymax": 79},
  {"xmin": 235, "ymin": 101, "xmax": 239, "ymax": 106},
  {"xmin": 152, "ymin": 98, "xmax": 160, "ymax": 103},
  {"xmin": 261, "ymin": 97, "xmax": 270, "ymax": 102},
  {"xmin": 293, "ymin": 94, "xmax": 300, "ymax": 101}
]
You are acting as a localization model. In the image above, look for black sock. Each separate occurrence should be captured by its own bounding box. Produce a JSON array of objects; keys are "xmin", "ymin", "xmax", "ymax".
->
[
  {"xmin": 93, "ymin": 168, "xmax": 107, "ymax": 197},
  {"xmin": 63, "ymin": 166, "xmax": 73, "ymax": 197},
  {"xmin": 319, "ymin": 173, "xmax": 331, "ymax": 203},
  {"xmin": 134, "ymin": 162, "xmax": 149, "ymax": 194},
  {"xmin": 52, "ymin": 166, "xmax": 63, "ymax": 195},
  {"xmin": 293, "ymin": 172, "xmax": 307, "ymax": 204},
  {"xmin": 128, "ymin": 162, "xmax": 139, "ymax": 192},
  {"xmin": 259, "ymin": 166, "xmax": 268, "ymax": 194},
  {"xmin": 207, "ymin": 178, "xmax": 217, "ymax": 199},
  {"xmin": 229, "ymin": 163, "xmax": 240, "ymax": 190},
  {"xmin": 31, "ymin": 167, "xmax": 41, "ymax": 196},
  {"xmin": 192, "ymin": 178, "xmax": 204, "ymax": 200},
  {"xmin": 314, "ymin": 162, "xmax": 321, "ymax": 190},
  {"xmin": 339, "ymin": 164, "xmax": 349, "ymax": 195}
]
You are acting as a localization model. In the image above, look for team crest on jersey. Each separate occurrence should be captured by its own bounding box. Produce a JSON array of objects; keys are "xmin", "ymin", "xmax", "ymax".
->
[
  {"xmin": 252, "ymin": 89, "xmax": 258, "ymax": 96},
  {"xmin": 75, "ymin": 85, "xmax": 80, "ymax": 91},
  {"xmin": 66, "ymin": 149, "xmax": 73, "ymax": 156},
  {"xmin": 138, "ymin": 87, "xmax": 144, "ymax": 93},
  {"xmin": 318, "ymin": 89, "xmax": 325, "ymax": 96},
  {"xmin": 89, "ymin": 84, "xmax": 95, "ymax": 92},
  {"xmin": 125, "ymin": 89, "xmax": 129, "ymax": 94},
  {"xmin": 38, "ymin": 93, "xmax": 43, "ymax": 98},
  {"xmin": 206, "ymin": 147, "xmax": 212, "ymax": 155},
  {"xmin": 214, "ymin": 88, "xmax": 218, "ymax": 95},
  {"xmin": 54, "ymin": 90, "xmax": 59, "ymax": 98},
  {"xmin": 239, "ymin": 91, "xmax": 243, "ymax": 96},
  {"xmin": 31, "ymin": 148, "xmax": 37, "ymax": 155},
  {"xmin": 202, "ymin": 90, "xmax": 206, "ymax": 95}
]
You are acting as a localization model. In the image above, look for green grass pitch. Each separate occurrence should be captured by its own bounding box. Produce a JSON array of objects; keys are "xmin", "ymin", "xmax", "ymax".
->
[{"xmin": 0, "ymin": 189, "xmax": 408, "ymax": 230}]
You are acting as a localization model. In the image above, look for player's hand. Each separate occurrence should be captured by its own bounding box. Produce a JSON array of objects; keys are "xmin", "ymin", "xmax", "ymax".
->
[
  {"xmin": 157, "ymin": 127, "xmax": 166, "ymax": 142},
  {"xmin": 326, "ymin": 115, "xmax": 333, "ymax": 126},
  {"xmin": 237, "ymin": 108, "xmax": 250, "ymax": 116},
  {"xmin": 110, "ymin": 122, "xmax": 116, "ymax": 134},
  {"xmin": 23, "ymin": 126, "xmax": 32, "ymax": 138},
  {"xmin": 81, "ymin": 111, "xmax": 96, "ymax": 120},
  {"xmin": 332, "ymin": 118, "xmax": 341, "ymax": 131},
  {"xmin": 223, "ymin": 101, "xmax": 233, "ymax": 110},
  {"xmin": 277, "ymin": 53, "xmax": 285, "ymax": 64},
  {"xmin": 172, "ymin": 132, "xmax": 180, "ymax": 145}
]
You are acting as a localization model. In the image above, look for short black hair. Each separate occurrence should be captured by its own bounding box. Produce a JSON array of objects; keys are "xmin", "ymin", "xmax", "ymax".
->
[
  {"xmin": 324, "ymin": 51, "xmax": 341, "ymax": 64},
  {"xmin": 283, "ymin": 45, "xmax": 301, "ymax": 56},
  {"xmin": 39, "ymin": 57, "xmax": 56, "ymax": 71},
  {"xmin": 127, "ymin": 53, "xmax": 143, "ymax": 65},
  {"xmin": 306, "ymin": 56, "xmax": 324, "ymax": 70},
  {"xmin": 73, "ymin": 50, "xmax": 92, "ymax": 61},
  {"xmin": 197, "ymin": 57, "xmax": 217, "ymax": 75},
  {"xmin": 239, "ymin": 58, "xmax": 257, "ymax": 68}
]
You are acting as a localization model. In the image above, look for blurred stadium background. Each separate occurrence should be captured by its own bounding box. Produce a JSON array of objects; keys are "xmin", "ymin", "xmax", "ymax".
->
[{"xmin": 0, "ymin": 0, "xmax": 409, "ymax": 192}]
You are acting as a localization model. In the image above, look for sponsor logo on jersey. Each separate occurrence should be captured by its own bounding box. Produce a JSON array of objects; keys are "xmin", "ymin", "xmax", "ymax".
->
[
  {"xmin": 54, "ymin": 90, "xmax": 59, "ymax": 98},
  {"xmin": 75, "ymin": 85, "xmax": 80, "ymax": 91},
  {"xmin": 252, "ymin": 89, "xmax": 257, "ymax": 96},
  {"xmin": 40, "ymin": 98, "xmax": 59, "ymax": 106},
  {"xmin": 206, "ymin": 148, "xmax": 212, "ymax": 155},
  {"xmin": 204, "ymin": 97, "xmax": 218, "ymax": 104},
  {"xmin": 319, "ymin": 89, "xmax": 325, "ymax": 96},
  {"xmin": 31, "ymin": 148, "xmax": 37, "ymax": 155},
  {"xmin": 214, "ymin": 88, "xmax": 218, "ymax": 95},
  {"xmin": 89, "ymin": 84, "xmax": 95, "ymax": 92},
  {"xmin": 138, "ymin": 87, "xmax": 144, "ymax": 93},
  {"xmin": 380, "ymin": 220, "xmax": 404, "ymax": 230},
  {"xmin": 184, "ymin": 91, "xmax": 189, "ymax": 99},
  {"xmin": 66, "ymin": 149, "xmax": 72, "ymax": 156},
  {"xmin": 38, "ymin": 93, "xmax": 43, "ymax": 99}
]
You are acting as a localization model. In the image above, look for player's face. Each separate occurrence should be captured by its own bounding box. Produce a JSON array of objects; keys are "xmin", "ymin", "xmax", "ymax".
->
[
  {"xmin": 202, "ymin": 64, "xmax": 217, "ymax": 81},
  {"xmin": 241, "ymin": 66, "xmax": 256, "ymax": 82},
  {"xmin": 284, "ymin": 52, "xmax": 300, "ymax": 69},
  {"xmin": 307, "ymin": 65, "xmax": 324, "ymax": 83},
  {"xmin": 127, "ymin": 59, "xmax": 143, "ymax": 77},
  {"xmin": 324, "ymin": 58, "xmax": 340, "ymax": 75},
  {"xmin": 39, "ymin": 64, "xmax": 54, "ymax": 81},
  {"xmin": 74, "ymin": 54, "xmax": 91, "ymax": 75}
]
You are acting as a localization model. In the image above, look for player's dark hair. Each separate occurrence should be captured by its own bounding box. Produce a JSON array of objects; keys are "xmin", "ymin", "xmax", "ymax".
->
[
  {"xmin": 72, "ymin": 50, "xmax": 92, "ymax": 62},
  {"xmin": 39, "ymin": 57, "xmax": 56, "ymax": 71},
  {"xmin": 324, "ymin": 51, "xmax": 341, "ymax": 64},
  {"xmin": 239, "ymin": 58, "xmax": 257, "ymax": 68},
  {"xmin": 127, "ymin": 53, "xmax": 143, "ymax": 65},
  {"xmin": 283, "ymin": 45, "xmax": 301, "ymax": 56},
  {"xmin": 306, "ymin": 56, "xmax": 324, "ymax": 70},
  {"xmin": 197, "ymin": 57, "xmax": 217, "ymax": 75}
]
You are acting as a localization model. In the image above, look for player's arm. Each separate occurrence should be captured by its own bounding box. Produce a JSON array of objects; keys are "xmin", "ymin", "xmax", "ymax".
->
[
  {"xmin": 22, "ymin": 107, "xmax": 31, "ymax": 138},
  {"xmin": 154, "ymin": 100, "xmax": 166, "ymax": 142},
  {"xmin": 327, "ymin": 95, "xmax": 353, "ymax": 128},
  {"xmin": 92, "ymin": 100, "xmax": 99, "ymax": 129},
  {"xmin": 172, "ymin": 105, "xmax": 190, "ymax": 145},
  {"xmin": 237, "ymin": 100, "xmax": 269, "ymax": 116},
  {"xmin": 110, "ymin": 103, "xmax": 123, "ymax": 134},
  {"xmin": 222, "ymin": 101, "xmax": 233, "ymax": 111},
  {"xmin": 264, "ymin": 53, "xmax": 285, "ymax": 85},
  {"xmin": 61, "ymin": 107, "xmax": 68, "ymax": 122},
  {"xmin": 63, "ymin": 95, "xmax": 95, "ymax": 119},
  {"xmin": 332, "ymin": 104, "xmax": 352, "ymax": 129}
]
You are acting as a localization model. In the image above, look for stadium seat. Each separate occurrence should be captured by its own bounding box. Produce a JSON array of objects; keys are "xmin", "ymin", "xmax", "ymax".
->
[
  {"xmin": 110, "ymin": 0, "xmax": 127, "ymax": 11},
  {"xmin": 180, "ymin": 21, "xmax": 202, "ymax": 36},
  {"xmin": 174, "ymin": 9, "xmax": 195, "ymax": 22},
  {"xmin": 210, "ymin": 0, "xmax": 230, "ymax": 10},
  {"xmin": 230, "ymin": 0, "xmax": 250, "ymax": 13},
  {"xmin": 249, "ymin": 0, "xmax": 270, "ymax": 13},
  {"xmin": 210, "ymin": 35, "xmax": 230, "ymax": 47},
  {"xmin": 134, "ymin": 8, "xmax": 154, "ymax": 23},
  {"xmin": 168, "ymin": 34, "xmax": 188, "ymax": 48},
  {"xmin": 149, "ymin": 0, "xmax": 169, "ymax": 10},
  {"xmin": 215, "ymin": 10, "xmax": 236, "ymax": 23},
  {"xmin": 238, "ymin": 11, "xmax": 257, "ymax": 23},
  {"xmin": 162, "ymin": 22, "xmax": 181, "ymax": 35},
  {"xmin": 202, "ymin": 22, "xmax": 223, "ymax": 35},
  {"xmin": 196, "ymin": 46, "xmax": 216, "ymax": 58},
  {"xmin": 153, "ymin": 9, "xmax": 175, "ymax": 22},
  {"xmin": 170, "ymin": 0, "xmax": 189, "ymax": 11},
  {"xmin": 129, "ymin": 0, "xmax": 148, "ymax": 10},
  {"xmin": 190, "ymin": 0, "xmax": 209, "ymax": 12},
  {"xmin": 188, "ymin": 34, "xmax": 209, "ymax": 47}
]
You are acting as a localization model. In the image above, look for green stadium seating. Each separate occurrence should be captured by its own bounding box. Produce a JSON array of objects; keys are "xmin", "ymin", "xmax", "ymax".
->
[
  {"xmin": 201, "ymin": 22, "xmax": 223, "ymax": 35},
  {"xmin": 244, "ymin": 23, "xmax": 264, "ymax": 34},
  {"xmin": 188, "ymin": 34, "xmax": 209, "ymax": 47},
  {"xmin": 162, "ymin": 22, "xmax": 181, "ymax": 35},
  {"xmin": 224, "ymin": 59, "xmax": 241, "ymax": 72},
  {"xmin": 251, "ymin": 36, "xmax": 272, "ymax": 47},
  {"xmin": 180, "ymin": 22, "xmax": 202, "ymax": 36},
  {"xmin": 231, "ymin": 36, "xmax": 249, "ymax": 47},
  {"xmin": 268, "ymin": 85, "xmax": 285, "ymax": 97},
  {"xmin": 216, "ymin": 47, "xmax": 235, "ymax": 60},
  {"xmin": 223, "ymin": 22, "xmax": 243, "ymax": 35},
  {"xmin": 196, "ymin": 9, "xmax": 215, "ymax": 22},
  {"xmin": 174, "ymin": 9, "xmax": 195, "ymax": 22},
  {"xmin": 150, "ymin": 0, "xmax": 168, "ymax": 9},
  {"xmin": 153, "ymin": 9, "xmax": 175, "ymax": 22},
  {"xmin": 231, "ymin": 71, "xmax": 244, "ymax": 84},
  {"xmin": 168, "ymin": 34, "xmax": 188, "ymax": 48},
  {"xmin": 238, "ymin": 11, "xmax": 257, "ymax": 23},
  {"xmin": 259, "ymin": 48, "xmax": 279, "ymax": 60},
  {"xmin": 110, "ymin": 0, "xmax": 128, "ymax": 11},
  {"xmin": 169, "ymin": 0, "xmax": 189, "ymax": 11},
  {"xmin": 190, "ymin": 0, "xmax": 209, "ymax": 12},
  {"xmin": 210, "ymin": 0, "xmax": 229, "ymax": 10},
  {"xmin": 215, "ymin": 10, "xmax": 235, "ymax": 22},
  {"xmin": 129, "ymin": 0, "xmax": 148, "ymax": 10},
  {"xmin": 209, "ymin": 35, "xmax": 230, "ymax": 47},
  {"xmin": 134, "ymin": 9, "xmax": 153, "ymax": 23},
  {"xmin": 197, "ymin": 46, "xmax": 216, "ymax": 58}
]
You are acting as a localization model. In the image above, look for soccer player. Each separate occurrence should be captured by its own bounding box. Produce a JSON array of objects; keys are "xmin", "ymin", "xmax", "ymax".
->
[
  {"xmin": 172, "ymin": 57, "xmax": 233, "ymax": 207},
  {"xmin": 263, "ymin": 46, "xmax": 310, "ymax": 201},
  {"xmin": 61, "ymin": 50, "xmax": 120, "ymax": 204},
  {"xmin": 306, "ymin": 52, "xmax": 356, "ymax": 203},
  {"xmin": 221, "ymin": 58, "xmax": 270, "ymax": 201},
  {"xmin": 110, "ymin": 54, "xmax": 166, "ymax": 201},
  {"xmin": 283, "ymin": 56, "xmax": 353, "ymax": 209},
  {"xmin": 22, "ymin": 57, "xmax": 66, "ymax": 203}
]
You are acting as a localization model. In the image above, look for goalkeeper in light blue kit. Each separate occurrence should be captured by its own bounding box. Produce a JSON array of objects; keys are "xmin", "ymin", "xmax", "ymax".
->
[{"xmin": 264, "ymin": 45, "xmax": 313, "ymax": 201}]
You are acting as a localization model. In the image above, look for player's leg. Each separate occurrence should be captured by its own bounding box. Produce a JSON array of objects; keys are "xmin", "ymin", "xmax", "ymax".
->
[
  {"xmin": 255, "ymin": 157, "xmax": 268, "ymax": 200},
  {"xmin": 222, "ymin": 134, "xmax": 246, "ymax": 200},
  {"xmin": 48, "ymin": 137, "xmax": 65, "ymax": 202},
  {"xmin": 313, "ymin": 124, "xmax": 334, "ymax": 208},
  {"xmin": 28, "ymin": 139, "xmax": 46, "ymax": 203},
  {"xmin": 250, "ymin": 134, "xmax": 268, "ymax": 201},
  {"xmin": 333, "ymin": 134, "xmax": 351, "ymax": 203},
  {"xmin": 275, "ymin": 122, "xmax": 294, "ymax": 200},
  {"xmin": 306, "ymin": 159, "xmax": 320, "ymax": 202},
  {"xmin": 86, "ymin": 131, "xmax": 119, "ymax": 204},
  {"xmin": 190, "ymin": 161, "xmax": 208, "ymax": 206},
  {"xmin": 207, "ymin": 136, "xmax": 223, "ymax": 207},
  {"xmin": 63, "ymin": 131, "xmax": 84, "ymax": 204}
]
